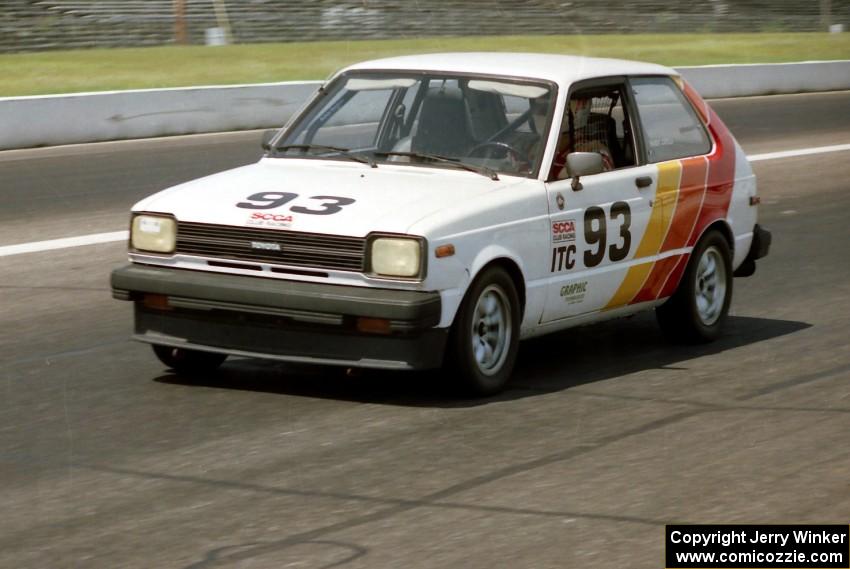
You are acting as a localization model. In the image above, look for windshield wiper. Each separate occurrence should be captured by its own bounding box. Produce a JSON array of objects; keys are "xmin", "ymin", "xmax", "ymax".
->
[
  {"xmin": 274, "ymin": 144, "xmax": 376, "ymax": 168},
  {"xmin": 374, "ymin": 151, "xmax": 499, "ymax": 181}
]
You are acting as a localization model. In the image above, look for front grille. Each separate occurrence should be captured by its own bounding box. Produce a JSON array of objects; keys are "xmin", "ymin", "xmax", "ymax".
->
[{"xmin": 176, "ymin": 222, "xmax": 366, "ymax": 272}]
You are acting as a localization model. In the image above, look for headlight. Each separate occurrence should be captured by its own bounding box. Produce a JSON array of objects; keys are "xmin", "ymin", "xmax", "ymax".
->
[
  {"xmin": 368, "ymin": 236, "xmax": 424, "ymax": 279},
  {"xmin": 131, "ymin": 214, "xmax": 176, "ymax": 254}
]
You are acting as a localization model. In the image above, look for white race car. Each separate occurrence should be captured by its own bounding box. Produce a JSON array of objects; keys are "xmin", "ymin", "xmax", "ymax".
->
[{"xmin": 111, "ymin": 53, "xmax": 770, "ymax": 394}]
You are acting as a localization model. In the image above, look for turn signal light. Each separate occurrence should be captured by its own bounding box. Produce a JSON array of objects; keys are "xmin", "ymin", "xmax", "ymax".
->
[
  {"xmin": 356, "ymin": 317, "xmax": 391, "ymax": 335},
  {"xmin": 142, "ymin": 294, "xmax": 171, "ymax": 310},
  {"xmin": 435, "ymin": 244, "xmax": 455, "ymax": 258}
]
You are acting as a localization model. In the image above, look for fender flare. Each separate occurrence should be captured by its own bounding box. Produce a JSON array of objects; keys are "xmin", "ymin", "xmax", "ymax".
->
[
  {"xmin": 454, "ymin": 245, "xmax": 528, "ymax": 322},
  {"xmin": 664, "ymin": 218, "xmax": 735, "ymax": 297}
]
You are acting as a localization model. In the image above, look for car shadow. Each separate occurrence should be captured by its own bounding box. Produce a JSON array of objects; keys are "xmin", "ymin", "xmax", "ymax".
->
[{"xmin": 153, "ymin": 314, "xmax": 810, "ymax": 408}]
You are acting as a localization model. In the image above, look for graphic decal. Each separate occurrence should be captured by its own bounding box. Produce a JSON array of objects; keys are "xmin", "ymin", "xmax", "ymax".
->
[{"xmin": 560, "ymin": 281, "xmax": 588, "ymax": 305}]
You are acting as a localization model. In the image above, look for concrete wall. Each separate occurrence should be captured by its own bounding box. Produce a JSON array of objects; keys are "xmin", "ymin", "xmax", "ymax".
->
[
  {"xmin": 1, "ymin": 61, "xmax": 848, "ymax": 150},
  {"xmin": 0, "ymin": 82, "xmax": 320, "ymax": 150},
  {"xmin": 677, "ymin": 60, "xmax": 850, "ymax": 99}
]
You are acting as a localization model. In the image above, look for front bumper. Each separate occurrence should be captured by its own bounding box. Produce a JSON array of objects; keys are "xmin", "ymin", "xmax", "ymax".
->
[
  {"xmin": 111, "ymin": 264, "xmax": 447, "ymax": 370},
  {"xmin": 734, "ymin": 224, "xmax": 772, "ymax": 277}
]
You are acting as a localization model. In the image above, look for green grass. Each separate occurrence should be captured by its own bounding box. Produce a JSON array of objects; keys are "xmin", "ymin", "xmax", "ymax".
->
[{"xmin": 2, "ymin": 33, "xmax": 848, "ymax": 97}]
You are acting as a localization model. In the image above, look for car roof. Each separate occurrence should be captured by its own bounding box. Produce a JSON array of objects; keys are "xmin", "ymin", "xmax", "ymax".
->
[{"xmin": 341, "ymin": 52, "xmax": 676, "ymax": 87}]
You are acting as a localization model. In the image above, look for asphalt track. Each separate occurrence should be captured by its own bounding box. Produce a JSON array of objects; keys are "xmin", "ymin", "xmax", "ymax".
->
[{"xmin": 1, "ymin": 91, "xmax": 849, "ymax": 568}]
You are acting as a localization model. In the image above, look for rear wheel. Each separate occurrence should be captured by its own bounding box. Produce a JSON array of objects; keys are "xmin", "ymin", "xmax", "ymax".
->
[
  {"xmin": 446, "ymin": 266, "xmax": 520, "ymax": 396},
  {"xmin": 656, "ymin": 229, "xmax": 733, "ymax": 343},
  {"xmin": 152, "ymin": 345, "xmax": 227, "ymax": 375}
]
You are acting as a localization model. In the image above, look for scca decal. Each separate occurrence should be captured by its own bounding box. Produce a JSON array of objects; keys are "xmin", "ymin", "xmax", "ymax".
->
[
  {"xmin": 246, "ymin": 212, "xmax": 294, "ymax": 227},
  {"xmin": 250, "ymin": 212, "xmax": 293, "ymax": 222},
  {"xmin": 551, "ymin": 219, "xmax": 576, "ymax": 243},
  {"xmin": 236, "ymin": 192, "xmax": 355, "ymax": 215}
]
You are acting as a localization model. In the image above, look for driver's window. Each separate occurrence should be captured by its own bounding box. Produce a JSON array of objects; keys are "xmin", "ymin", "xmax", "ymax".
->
[{"xmin": 552, "ymin": 84, "xmax": 637, "ymax": 180}]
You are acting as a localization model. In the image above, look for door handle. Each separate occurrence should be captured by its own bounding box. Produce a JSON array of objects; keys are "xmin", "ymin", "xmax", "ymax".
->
[{"xmin": 635, "ymin": 176, "xmax": 653, "ymax": 188}]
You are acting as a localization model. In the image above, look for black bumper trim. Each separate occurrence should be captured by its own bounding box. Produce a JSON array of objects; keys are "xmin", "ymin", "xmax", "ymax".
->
[
  {"xmin": 133, "ymin": 305, "xmax": 448, "ymax": 370},
  {"xmin": 749, "ymin": 224, "xmax": 771, "ymax": 261},
  {"xmin": 111, "ymin": 264, "xmax": 441, "ymax": 329},
  {"xmin": 734, "ymin": 224, "xmax": 771, "ymax": 277}
]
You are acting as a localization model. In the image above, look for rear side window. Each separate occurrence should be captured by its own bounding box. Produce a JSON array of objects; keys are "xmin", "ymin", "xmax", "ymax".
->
[{"xmin": 631, "ymin": 77, "xmax": 712, "ymax": 163}]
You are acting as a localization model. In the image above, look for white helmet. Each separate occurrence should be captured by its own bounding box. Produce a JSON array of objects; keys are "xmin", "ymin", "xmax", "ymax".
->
[{"xmin": 570, "ymin": 97, "xmax": 591, "ymax": 129}]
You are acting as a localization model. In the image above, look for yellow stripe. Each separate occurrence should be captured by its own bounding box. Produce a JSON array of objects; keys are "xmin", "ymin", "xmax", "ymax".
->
[
  {"xmin": 604, "ymin": 262, "xmax": 654, "ymax": 309},
  {"xmin": 634, "ymin": 161, "xmax": 682, "ymax": 258},
  {"xmin": 603, "ymin": 161, "xmax": 682, "ymax": 310}
]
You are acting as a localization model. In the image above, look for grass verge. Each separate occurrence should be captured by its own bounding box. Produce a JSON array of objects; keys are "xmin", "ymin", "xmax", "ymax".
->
[{"xmin": 2, "ymin": 33, "xmax": 848, "ymax": 97}]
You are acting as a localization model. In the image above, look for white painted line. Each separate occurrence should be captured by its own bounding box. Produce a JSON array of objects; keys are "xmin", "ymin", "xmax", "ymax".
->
[
  {"xmin": 1, "ymin": 142, "xmax": 849, "ymax": 258},
  {"xmin": 0, "ymin": 231, "xmax": 127, "ymax": 257},
  {"xmin": 748, "ymin": 143, "xmax": 850, "ymax": 162}
]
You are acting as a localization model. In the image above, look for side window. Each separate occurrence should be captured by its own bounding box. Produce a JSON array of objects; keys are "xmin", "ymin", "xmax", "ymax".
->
[
  {"xmin": 553, "ymin": 84, "xmax": 637, "ymax": 180},
  {"xmin": 631, "ymin": 77, "xmax": 712, "ymax": 163}
]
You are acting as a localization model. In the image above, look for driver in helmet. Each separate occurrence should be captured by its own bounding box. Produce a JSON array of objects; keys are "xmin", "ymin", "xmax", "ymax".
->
[{"xmin": 551, "ymin": 96, "xmax": 614, "ymax": 179}]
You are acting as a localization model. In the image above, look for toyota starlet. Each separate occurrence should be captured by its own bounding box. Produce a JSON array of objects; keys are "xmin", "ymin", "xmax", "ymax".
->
[{"xmin": 111, "ymin": 53, "xmax": 770, "ymax": 395}]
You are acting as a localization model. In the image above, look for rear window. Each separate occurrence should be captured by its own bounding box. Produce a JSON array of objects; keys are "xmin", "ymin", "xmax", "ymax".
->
[{"xmin": 631, "ymin": 77, "xmax": 712, "ymax": 163}]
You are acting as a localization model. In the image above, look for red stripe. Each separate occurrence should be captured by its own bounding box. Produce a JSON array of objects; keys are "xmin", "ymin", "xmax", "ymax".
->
[
  {"xmin": 657, "ymin": 254, "xmax": 690, "ymax": 300},
  {"xmin": 685, "ymin": 89, "xmax": 737, "ymax": 248},
  {"xmin": 655, "ymin": 82, "xmax": 737, "ymax": 300},
  {"xmin": 683, "ymin": 82, "xmax": 709, "ymax": 124},
  {"xmin": 632, "ymin": 254, "xmax": 684, "ymax": 304}
]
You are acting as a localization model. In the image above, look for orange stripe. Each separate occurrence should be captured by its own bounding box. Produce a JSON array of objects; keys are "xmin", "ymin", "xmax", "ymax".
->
[
  {"xmin": 604, "ymin": 161, "xmax": 681, "ymax": 309},
  {"xmin": 634, "ymin": 157, "xmax": 706, "ymax": 302},
  {"xmin": 661, "ymin": 156, "xmax": 708, "ymax": 252},
  {"xmin": 632, "ymin": 254, "xmax": 684, "ymax": 304}
]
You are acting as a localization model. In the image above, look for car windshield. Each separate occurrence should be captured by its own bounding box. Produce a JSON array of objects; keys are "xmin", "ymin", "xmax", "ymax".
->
[{"xmin": 273, "ymin": 72, "xmax": 556, "ymax": 178}]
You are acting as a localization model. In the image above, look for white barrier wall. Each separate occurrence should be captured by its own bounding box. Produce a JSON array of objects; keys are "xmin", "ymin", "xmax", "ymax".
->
[
  {"xmin": 0, "ymin": 81, "xmax": 321, "ymax": 150},
  {"xmin": 677, "ymin": 60, "xmax": 850, "ymax": 99},
  {"xmin": 1, "ymin": 61, "xmax": 848, "ymax": 150}
]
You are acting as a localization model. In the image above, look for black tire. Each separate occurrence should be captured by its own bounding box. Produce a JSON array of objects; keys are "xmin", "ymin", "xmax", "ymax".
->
[
  {"xmin": 445, "ymin": 266, "xmax": 521, "ymax": 396},
  {"xmin": 152, "ymin": 344, "xmax": 227, "ymax": 375},
  {"xmin": 656, "ymin": 229, "xmax": 733, "ymax": 343}
]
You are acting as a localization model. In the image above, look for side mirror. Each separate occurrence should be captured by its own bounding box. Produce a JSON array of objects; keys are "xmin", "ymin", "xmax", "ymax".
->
[
  {"xmin": 566, "ymin": 152, "xmax": 603, "ymax": 191},
  {"xmin": 261, "ymin": 129, "xmax": 278, "ymax": 152}
]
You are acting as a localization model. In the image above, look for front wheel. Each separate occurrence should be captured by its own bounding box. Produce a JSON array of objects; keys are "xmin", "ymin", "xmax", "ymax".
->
[
  {"xmin": 152, "ymin": 344, "xmax": 227, "ymax": 376},
  {"xmin": 445, "ymin": 266, "xmax": 520, "ymax": 396},
  {"xmin": 656, "ymin": 229, "xmax": 733, "ymax": 343}
]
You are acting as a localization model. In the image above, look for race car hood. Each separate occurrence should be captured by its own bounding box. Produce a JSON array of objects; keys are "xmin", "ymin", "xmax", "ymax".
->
[{"xmin": 133, "ymin": 158, "xmax": 524, "ymax": 237}]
